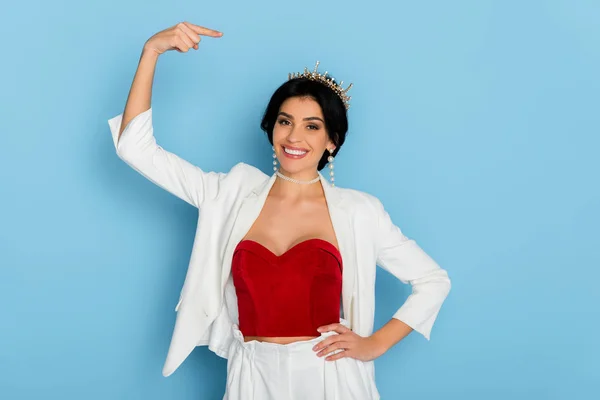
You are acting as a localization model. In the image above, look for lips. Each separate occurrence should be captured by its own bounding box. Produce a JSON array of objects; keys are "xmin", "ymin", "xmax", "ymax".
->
[
  {"xmin": 282, "ymin": 145, "xmax": 309, "ymax": 152},
  {"xmin": 281, "ymin": 145, "xmax": 309, "ymax": 159}
]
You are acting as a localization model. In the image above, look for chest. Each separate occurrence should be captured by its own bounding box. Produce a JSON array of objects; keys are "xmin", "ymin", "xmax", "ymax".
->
[
  {"xmin": 180, "ymin": 179, "xmax": 379, "ymax": 327},
  {"xmin": 240, "ymin": 195, "xmax": 340, "ymax": 257}
]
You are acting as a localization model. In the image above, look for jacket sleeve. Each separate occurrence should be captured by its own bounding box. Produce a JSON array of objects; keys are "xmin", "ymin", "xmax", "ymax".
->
[
  {"xmin": 374, "ymin": 198, "xmax": 451, "ymax": 340},
  {"xmin": 108, "ymin": 108, "xmax": 225, "ymax": 208}
]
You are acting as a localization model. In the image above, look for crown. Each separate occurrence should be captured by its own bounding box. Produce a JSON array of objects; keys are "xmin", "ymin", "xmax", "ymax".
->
[{"xmin": 288, "ymin": 61, "xmax": 353, "ymax": 110}]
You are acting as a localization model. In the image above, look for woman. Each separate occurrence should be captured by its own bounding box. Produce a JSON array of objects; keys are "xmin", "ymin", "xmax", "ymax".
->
[{"xmin": 108, "ymin": 21, "xmax": 451, "ymax": 400}]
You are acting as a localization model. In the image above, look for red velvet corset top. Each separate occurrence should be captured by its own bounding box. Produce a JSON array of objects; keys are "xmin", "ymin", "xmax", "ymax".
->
[{"xmin": 231, "ymin": 238, "xmax": 343, "ymax": 337}]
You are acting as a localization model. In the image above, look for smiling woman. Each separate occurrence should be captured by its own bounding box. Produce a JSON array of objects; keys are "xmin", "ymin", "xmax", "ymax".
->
[
  {"xmin": 272, "ymin": 98, "xmax": 334, "ymax": 167},
  {"xmin": 260, "ymin": 70, "xmax": 349, "ymax": 175},
  {"xmin": 108, "ymin": 20, "xmax": 451, "ymax": 400}
]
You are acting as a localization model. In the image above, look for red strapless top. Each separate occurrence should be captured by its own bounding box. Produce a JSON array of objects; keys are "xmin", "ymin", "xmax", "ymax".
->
[{"xmin": 231, "ymin": 238, "xmax": 343, "ymax": 337}]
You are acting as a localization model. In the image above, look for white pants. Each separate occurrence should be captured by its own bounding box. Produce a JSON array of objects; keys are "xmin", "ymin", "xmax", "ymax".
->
[{"xmin": 223, "ymin": 319, "xmax": 380, "ymax": 400}]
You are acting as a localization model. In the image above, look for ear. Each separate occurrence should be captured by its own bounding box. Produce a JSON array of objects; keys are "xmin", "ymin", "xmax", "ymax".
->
[{"xmin": 328, "ymin": 136, "xmax": 338, "ymax": 153}]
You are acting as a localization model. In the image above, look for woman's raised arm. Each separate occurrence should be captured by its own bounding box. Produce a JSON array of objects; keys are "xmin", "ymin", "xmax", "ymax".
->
[{"xmin": 109, "ymin": 22, "xmax": 225, "ymax": 208}]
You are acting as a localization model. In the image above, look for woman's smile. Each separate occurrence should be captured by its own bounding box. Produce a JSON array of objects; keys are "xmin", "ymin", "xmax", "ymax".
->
[{"xmin": 281, "ymin": 145, "xmax": 309, "ymax": 159}]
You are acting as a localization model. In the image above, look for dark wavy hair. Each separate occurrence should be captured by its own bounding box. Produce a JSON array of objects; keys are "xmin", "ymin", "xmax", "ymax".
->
[{"xmin": 260, "ymin": 77, "xmax": 349, "ymax": 171}]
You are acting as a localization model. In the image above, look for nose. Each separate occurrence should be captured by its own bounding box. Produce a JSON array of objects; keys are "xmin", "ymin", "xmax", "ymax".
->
[{"xmin": 286, "ymin": 125, "xmax": 305, "ymax": 143}]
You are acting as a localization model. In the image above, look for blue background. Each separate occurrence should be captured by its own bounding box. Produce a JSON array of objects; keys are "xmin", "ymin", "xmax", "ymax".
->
[{"xmin": 1, "ymin": 0, "xmax": 598, "ymax": 399}]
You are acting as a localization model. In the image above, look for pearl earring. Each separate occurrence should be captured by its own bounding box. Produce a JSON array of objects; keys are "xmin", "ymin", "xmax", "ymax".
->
[
  {"xmin": 272, "ymin": 146, "xmax": 278, "ymax": 172},
  {"xmin": 327, "ymin": 148, "xmax": 335, "ymax": 186}
]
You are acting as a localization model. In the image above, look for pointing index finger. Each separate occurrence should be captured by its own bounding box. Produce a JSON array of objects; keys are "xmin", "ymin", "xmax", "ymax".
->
[{"xmin": 184, "ymin": 22, "xmax": 223, "ymax": 37}]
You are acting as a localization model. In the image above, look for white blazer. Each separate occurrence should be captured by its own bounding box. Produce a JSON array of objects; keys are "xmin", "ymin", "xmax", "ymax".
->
[{"xmin": 108, "ymin": 108, "xmax": 451, "ymax": 378}]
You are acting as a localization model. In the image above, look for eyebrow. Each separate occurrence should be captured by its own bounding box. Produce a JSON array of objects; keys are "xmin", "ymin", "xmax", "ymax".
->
[{"xmin": 278, "ymin": 112, "xmax": 324, "ymax": 123}]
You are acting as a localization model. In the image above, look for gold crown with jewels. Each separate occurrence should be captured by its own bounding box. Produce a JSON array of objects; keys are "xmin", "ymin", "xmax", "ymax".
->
[{"xmin": 288, "ymin": 61, "xmax": 353, "ymax": 110}]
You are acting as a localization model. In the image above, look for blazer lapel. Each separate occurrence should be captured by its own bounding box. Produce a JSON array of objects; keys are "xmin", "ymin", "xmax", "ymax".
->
[
  {"xmin": 320, "ymin": 176, "xmax": 356, "ymax": 327},
  {"xmin": 219, "ymin": 169, "xmax": 357, "ymax": 328},
  {"xmin": 219, "ymin": 172, "xmax": 277, "ymax": 290}
]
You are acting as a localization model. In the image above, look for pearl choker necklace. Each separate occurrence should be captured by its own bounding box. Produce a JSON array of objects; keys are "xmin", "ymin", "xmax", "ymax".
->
[{"xmin": 275, "ymin": 169, "xmax": 320, "ymax": 184}]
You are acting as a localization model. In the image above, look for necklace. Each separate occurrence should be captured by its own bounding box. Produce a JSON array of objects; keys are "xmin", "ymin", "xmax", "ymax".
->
[{"xmin": 275, "ymin": 169, "xmax": 320, "ymax": 184}]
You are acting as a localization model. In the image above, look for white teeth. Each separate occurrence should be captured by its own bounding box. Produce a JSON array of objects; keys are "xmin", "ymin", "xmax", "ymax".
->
[{"xmin": 284, "ymin": 147, "xmax": 307, "ymax": 155}]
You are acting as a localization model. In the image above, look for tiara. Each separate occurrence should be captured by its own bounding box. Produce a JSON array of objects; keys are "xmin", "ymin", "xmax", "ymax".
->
[{"xmin": 288, "ymin": 61, "xmax": 353, "ymax": 110}]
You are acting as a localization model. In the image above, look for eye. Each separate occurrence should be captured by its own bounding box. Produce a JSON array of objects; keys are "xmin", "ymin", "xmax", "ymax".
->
[
  {"xmin": 277, "ymin": 119, "xmax": 291, "ymax": 126},
  {"xmin": 307, "ymin": 124, "xmax": 320, "ymax": 130}
]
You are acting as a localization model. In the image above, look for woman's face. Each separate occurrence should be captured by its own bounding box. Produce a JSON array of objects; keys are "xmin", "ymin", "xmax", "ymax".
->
[{"xmin": 272, "ymin": 96, "xmax": 336, "ymax": 176}]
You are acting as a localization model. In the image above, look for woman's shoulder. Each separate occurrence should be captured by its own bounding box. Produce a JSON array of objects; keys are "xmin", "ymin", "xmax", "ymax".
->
[
  {"xmin": 218, "ymin": 162, "xmax": 269, "ymax": 192},
  {"xmin": 228, "ymin": 161, "xmax": 269, "ymax": 179},
  {"xmin": 219, "ymin": 161, "xmax": 268, "ymax": 182},
  {"xmin": 224, "ymin": 164, "xmax": 386, "ymax": 216},
  {"xmin": 336, "ymin": 185, "xmax": 384, "ymax": 215}
]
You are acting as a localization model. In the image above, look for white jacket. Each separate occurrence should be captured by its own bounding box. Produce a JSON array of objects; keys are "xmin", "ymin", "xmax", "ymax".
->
[{"xmin": 108, "ymin": 108, "xmax": 451, "ymax": 378}]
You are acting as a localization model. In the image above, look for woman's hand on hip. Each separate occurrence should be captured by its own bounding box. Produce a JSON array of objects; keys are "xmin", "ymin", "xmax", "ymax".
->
[
  {"xmin": 144, "ymin": 21, "xmax": 223, "ymax": 56},
  {"xmin": 312, "ymin": 323, "xmax": 387, "ymax": 362}
]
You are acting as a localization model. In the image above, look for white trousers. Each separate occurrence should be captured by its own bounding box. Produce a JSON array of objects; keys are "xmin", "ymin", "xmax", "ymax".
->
[{"xmin": 223, "ymin": 319, "xmax": 380, "ymax": 400}]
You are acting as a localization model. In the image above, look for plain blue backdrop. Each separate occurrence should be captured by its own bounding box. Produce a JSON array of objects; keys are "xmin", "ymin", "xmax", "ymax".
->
[{"xmin": 1, "ymin": 0, "xmax": 598, "ymax": 399}]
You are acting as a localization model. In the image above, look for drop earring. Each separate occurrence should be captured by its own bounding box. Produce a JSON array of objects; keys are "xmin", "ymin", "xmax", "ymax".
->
[
  {"xmin": 272, "ymin": 146, "xmax": 278, "ymax": 172},
  {"xmin": 327, "ymin": 148, "xmax": 335, "ymax": 186}
]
